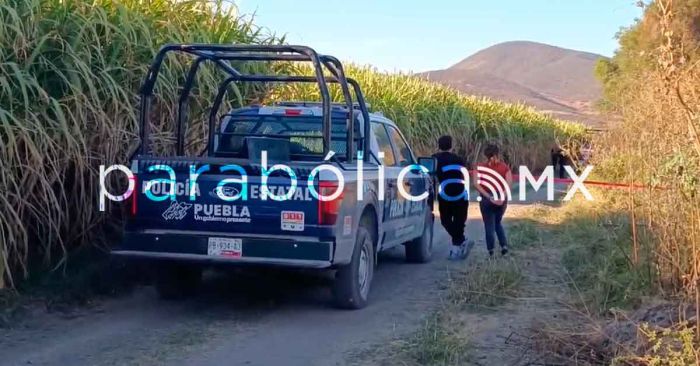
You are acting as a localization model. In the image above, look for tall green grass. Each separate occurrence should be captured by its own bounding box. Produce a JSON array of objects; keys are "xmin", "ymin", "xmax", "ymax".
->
[
  {"xmin": 0, "ymin": 0, "xmax": 586, "ymax": 287},
  {"xmin": 0, "ymin": 0, "xmax": 279, "ymax": 287},
  {"xmin": 271, "ymin": 64, "xmax": 587, "ymax": 168}
]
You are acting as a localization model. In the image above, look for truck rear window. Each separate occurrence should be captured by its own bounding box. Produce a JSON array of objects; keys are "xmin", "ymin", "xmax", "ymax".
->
[{"xmin": 215, "ymin": 116, "xmax": 359, "ymax": 158}]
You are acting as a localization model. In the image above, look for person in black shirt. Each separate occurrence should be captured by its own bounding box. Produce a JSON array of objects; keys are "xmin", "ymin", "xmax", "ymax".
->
[
  {"xmin": 432, "ymin": 135, "xmax": 472, "ymax": 260},
  {"xmin": 550, "ymin": 144, "xmax": 569, "ymax": 179}
]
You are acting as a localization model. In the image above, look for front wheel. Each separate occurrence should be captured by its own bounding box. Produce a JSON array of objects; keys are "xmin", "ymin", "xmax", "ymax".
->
[
  {"xmin": 405, "ymin": 216, "xmax": 434, "ymax": 263},
  {"xmin": 332, "ymin": 226, "xmax": 374, "ymax": 309}
]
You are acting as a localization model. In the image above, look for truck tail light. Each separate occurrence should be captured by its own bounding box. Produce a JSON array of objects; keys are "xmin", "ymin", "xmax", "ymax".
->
[{"xmin": 317, "ymin": 181, "xmax": 343, "ymax": 225}]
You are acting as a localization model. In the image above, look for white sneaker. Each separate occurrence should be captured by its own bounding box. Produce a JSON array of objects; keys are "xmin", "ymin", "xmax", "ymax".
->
[{"xmin": 448, "ymin": 246, "xmax": 462, "ymax": 260}]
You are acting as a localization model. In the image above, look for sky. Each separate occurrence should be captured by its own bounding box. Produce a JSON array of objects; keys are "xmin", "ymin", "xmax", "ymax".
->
[{"xmin": 237, "ymin": 0, "xmax": 643, "ymax": 73}]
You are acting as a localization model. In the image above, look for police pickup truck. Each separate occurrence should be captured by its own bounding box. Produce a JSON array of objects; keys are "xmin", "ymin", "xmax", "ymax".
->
[{"xmin": 112, "ymin": 45, "xmax": 437, "ymax": 309}]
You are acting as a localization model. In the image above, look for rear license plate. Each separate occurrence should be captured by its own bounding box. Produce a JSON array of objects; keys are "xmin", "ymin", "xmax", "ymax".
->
[{"xmin": 207, "ymin": 237, "xmax": 242, "ymax": 258}]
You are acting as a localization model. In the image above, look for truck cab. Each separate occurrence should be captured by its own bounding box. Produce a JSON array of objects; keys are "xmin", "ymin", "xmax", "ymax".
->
[{"xmin": 112, "ymin": 44, "xmax": 436, "ymax": 309}]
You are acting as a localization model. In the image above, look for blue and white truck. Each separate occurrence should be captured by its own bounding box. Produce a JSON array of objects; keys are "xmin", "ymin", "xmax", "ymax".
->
[{"xmin": 112, "ymin": 44, "xmax": 437, "ymax": 309}]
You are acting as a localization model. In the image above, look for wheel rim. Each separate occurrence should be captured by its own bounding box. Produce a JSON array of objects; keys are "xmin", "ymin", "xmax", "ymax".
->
[{"xmin": 358, "ymin": 241, "xmax": 371, "ymax": 298}]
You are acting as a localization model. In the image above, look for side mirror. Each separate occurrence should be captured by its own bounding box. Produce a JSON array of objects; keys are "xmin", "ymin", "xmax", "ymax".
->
[{"xmin": 417, "ymin": 157, "xmax": 437, "ymax": 174}]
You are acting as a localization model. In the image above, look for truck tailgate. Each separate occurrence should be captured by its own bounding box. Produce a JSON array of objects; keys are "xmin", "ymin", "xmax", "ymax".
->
[{"xmin": 128, "ymin": 160, "xmax": 323, "ymax": 238}]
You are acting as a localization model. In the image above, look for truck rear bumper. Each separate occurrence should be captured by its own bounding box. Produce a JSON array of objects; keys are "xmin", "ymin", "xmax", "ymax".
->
[{"xmin": 113, "ymin": 232, "xmax": 334, "ymax": 269}]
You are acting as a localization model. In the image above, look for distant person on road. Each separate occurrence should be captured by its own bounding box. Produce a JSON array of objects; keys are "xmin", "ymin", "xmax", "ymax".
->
[
  {"xmin": 550, "ymin": 144, "xmax": 569, "ymax": 179},
  {"xmin": 578, "ymin": 142, "xmax": 592, "ymax": 170},
  {"xmin": 474, "ymin": 143, "xmax": 512, "ymax": 257},
  {"xmin": 432, "ymin": 135, "xmax": 472, "ymax": 260}
]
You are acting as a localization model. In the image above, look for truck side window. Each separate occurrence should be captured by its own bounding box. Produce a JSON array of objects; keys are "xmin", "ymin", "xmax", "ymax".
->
[
  {"xmin": 387, "ymin": 126, "xmax": 414, "ymax": 167},
  {"xmin": 371, "ymin": 122, "xmax": 396, "ymax": 166}
]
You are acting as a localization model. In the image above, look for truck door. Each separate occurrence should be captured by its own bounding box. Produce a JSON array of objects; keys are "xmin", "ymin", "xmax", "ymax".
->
[
  {"xmin": 386, "ymin": 125, "xmax": 427, "ymax": 240},
  {"xmin": 371, "ymin": 122, "xmax": 402, "ymax": 247}
]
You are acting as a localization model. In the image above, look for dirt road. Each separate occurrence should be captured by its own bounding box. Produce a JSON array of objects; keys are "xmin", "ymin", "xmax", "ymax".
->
[{"xmin": 0, "ymin": 219, "xmax": 479, "ymax": 366}]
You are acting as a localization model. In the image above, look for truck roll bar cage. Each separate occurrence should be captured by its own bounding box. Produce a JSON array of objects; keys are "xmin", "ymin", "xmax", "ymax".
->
[{"xmin": 137, "ymin": 44, "xmax": 372, "ymax": 162}]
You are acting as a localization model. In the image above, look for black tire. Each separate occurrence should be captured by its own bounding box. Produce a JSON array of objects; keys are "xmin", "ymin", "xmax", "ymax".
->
[
  {"xmin": 405, "ymin": 215, "xmax": 434, "ymax": 263},
  {"xmin": 154, "ymin": 262, "xmax": 202, "ymax": 300},
  {"xmin": 332, "ymin": 226, "xmax": 374, "ymax": 309}
]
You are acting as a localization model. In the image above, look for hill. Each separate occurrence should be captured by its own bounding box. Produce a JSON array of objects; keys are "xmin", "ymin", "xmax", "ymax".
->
[{"xmin": 420, "ymin": 41, "xmax": 606, "ymax": 127}]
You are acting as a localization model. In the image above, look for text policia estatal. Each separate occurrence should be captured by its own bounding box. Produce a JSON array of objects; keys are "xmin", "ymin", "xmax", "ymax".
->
[{"xmin": 98, "ymin": 151, "xmax": 594, "ymax": 211}]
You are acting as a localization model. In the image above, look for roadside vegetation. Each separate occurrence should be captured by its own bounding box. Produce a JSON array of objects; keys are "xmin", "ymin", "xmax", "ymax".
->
[
  {"xmin": 0, "ymin": 0, "xmax": 586, "ymax": 291},
  {"xmin": 515, "ymin": 1, "xmax": 700, "ymax": 363},
  {"xmin": 505, "ymin": 196, "xmax": 699, "ymax": 365},
  {"xmin": 0, "ymin": 0, "xmax": 280, "ymax": 292},
  {"xmin": 388, "ymin": 189, "xmax": 699, "ymax": 365},
  {"xmin": 396, "ymin": 311, "xmax": 471, "ymax": 366},
  {"xmin": 396, "ymin": 188, "xmax": 696, "ymax": 365},
  {"xmin": 448, "ymin": 258, "xmax": 522, "ymax": 310},
  {"xmin": 455, "ymin": 1, "xmax": 700, "ymax": 363},
  {"xmin": 516, "ymin": 1, "xmax": 700, "ymax": 357},
  {"xmin": 592, "ymin": 0, "xmax": 700, "ymax": 305},
  {"xmin": 558, "ymin": 0, "xmax": 700, "ymax": 363},
  {"xmin": 386, "ymin": 222, "xmax": 531, "ymax": 366}
]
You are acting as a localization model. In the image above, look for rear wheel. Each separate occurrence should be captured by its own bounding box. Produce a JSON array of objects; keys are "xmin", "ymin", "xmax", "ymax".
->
[
  {"xmin": 154, "ymin": 262, "xmax": 202, "ymax": 300},
  {"xmin": 332, "ymin": 225, "xmax": 374, "ymax": 309},
  {"xmin": 405, "ymin": 215, "xmax": 434, "ymax": 263}
]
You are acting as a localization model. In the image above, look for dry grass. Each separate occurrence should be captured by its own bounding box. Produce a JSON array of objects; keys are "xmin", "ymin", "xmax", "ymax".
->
[
  {"xmin": 448, "ymin": 257, "xmax": 523, "ymax": 310},
  {"xmin": 594, "ymin": 0, "xmax": 700, "ymax": 312},
  {"xmin": 508, "ymin": 195, "xmax": 699, "ymax": 365},
  {"xmin": 562, "ymin": 3, "xmax": 700, "ymax": 364},
  {"xmin": 531, "ymin": 302, "xmax": 700, "ymax": 366},
  {"xmin": 396, "ymin": 311, "xmax": 472, "ymax": 366}
]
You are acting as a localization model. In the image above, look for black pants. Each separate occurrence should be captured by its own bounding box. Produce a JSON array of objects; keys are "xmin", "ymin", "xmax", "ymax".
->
[
  {"xmin": 479, "ymin": 199, "xmax": 508, "ymax": 252},
  {"xmin": 551, "ymin": 153, "xmax": 568, "ymax": 179},
  {"xmin": 438, "ymin": 198, "xmax": 468, "ymax": 245}
]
